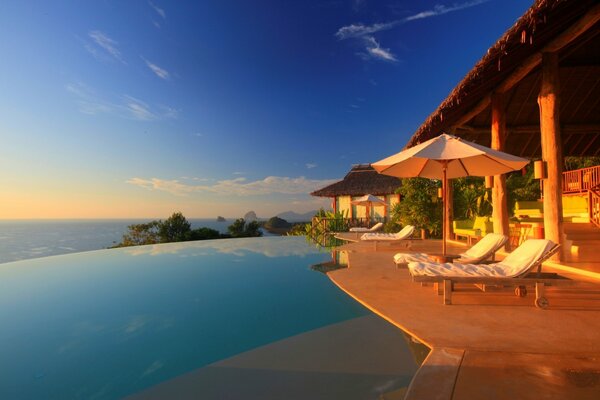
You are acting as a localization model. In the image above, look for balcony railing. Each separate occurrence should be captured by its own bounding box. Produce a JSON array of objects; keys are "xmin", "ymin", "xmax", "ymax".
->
[{"xmin": 562, "ymin": 165, "xmax": 600, "ymax": 194}]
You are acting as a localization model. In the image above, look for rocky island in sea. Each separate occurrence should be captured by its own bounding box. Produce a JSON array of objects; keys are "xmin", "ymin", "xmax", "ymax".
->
[{"xmin": 216, "ymin": 216, "xmax": 226, "ymax": 222}]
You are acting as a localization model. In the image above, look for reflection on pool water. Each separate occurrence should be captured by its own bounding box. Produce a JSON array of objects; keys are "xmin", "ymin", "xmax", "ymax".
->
[{"xmin": 0, "ymin": 237, "xmax": 426, "ymax": 399}]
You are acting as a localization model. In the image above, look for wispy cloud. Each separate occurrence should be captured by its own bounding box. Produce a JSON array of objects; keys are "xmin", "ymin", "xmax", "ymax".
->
[
  {"xmin": 305, "ymin": 163, "xmax": 318, "ymax": 169},
  {"xmin": 335, "ymin": 21, "xmax": 397, "ymax": 40},
  {"xmin": 148, "ymin": 1, "xmax": 166, "ymax": 19},
  {"xmin": 365, "ymin": 36, "xmax": 397, "ymax": 62},
  {"xmin": 88, "ymin": 30, "xmax": 125, "ymax": 64},
  {"xmin": 126, "ymin": 176, "xmax": 337, "ymax": 197},
  {"xmin": 336, "ymin": 0, "xmax": 489, "ymax": 62},
  {"xmin": 123, "ymin": 96, "xmax": 157, "ymax": 121},
  {"xmin": 142, "ymin": 57, "xmax": 170, "ymax": 80},
  {"xmin": 405, "ymin": 0, "xmax": 489, "ymax": 21},
  {"xmin": 66, "ymin": 82, "xmax": 178, "ymax": 121}
]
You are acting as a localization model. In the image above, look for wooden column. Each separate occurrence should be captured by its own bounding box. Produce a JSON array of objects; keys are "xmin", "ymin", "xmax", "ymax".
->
[
  {"xmin": 491, "ymin": 92, "xmax": 510, "ymax": 246},
  {"xmin": 538, "ymin": 52, "xmax": 565, "ymax": 261},
  {"xmin": 446, "ymin": 181, "xmax": 453, "ymax": 240},
  {"xmin": 332, "ymin": 197, "xmax": 337, "ymax": 213}
]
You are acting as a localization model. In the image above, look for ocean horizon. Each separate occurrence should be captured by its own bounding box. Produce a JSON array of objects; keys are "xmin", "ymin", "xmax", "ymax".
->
[{"xmin": 0, "ymin": 218, "xmax": 278, "ymax": 265}]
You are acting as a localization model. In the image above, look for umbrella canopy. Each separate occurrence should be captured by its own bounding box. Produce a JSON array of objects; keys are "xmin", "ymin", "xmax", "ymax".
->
[
  {"xmin": 350, "ymin": 194, "xmax": 387, "ymax": 223},
  {"xmin": 350, "ymin": 194, "xmax": 387, "ymax": 206},
  {"xmin": 372, "ymin": 133, "xmax": 529, "ymax": 255},
  {"xmin": 373, "ymin": 133, "xmax": 529, "ymax": 179}
]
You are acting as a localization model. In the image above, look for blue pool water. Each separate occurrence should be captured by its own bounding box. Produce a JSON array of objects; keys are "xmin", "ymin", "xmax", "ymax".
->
[{"xmin": 0, "ymin": 237, "xmax": 399, "ymax": 399}]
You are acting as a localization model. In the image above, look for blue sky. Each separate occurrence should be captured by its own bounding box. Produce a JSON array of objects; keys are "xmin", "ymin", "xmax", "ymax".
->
[{"xmin": 0, "ymin": 0, "xmax": 532, "ymax": 218}]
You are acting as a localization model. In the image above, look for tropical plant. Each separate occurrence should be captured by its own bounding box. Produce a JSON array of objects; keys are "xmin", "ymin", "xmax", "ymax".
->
[
  {"xmin": 394, "ymin": 178, "xmax": 442, "ymax": 237},
  {"xmin": 116, "ymin": 221, "xmax": 161, "ymax": 247},
  {"xmin": 159, "ymin": 211, "xmax": 192, "ymax": 242},
  {"xmin": 452, "ymin": 177, "xmax": 492, "ymax": 220},
  {"xmin": 506, "ymin": 166, "xmax": 540, "ymax": 215},
  {"xmin": 564, "ymin": 156, "xmax": 600, "ymax": 171},
  {"xmin": 227, "ymin": 218, "xmax": 262, "ymax": 237}
]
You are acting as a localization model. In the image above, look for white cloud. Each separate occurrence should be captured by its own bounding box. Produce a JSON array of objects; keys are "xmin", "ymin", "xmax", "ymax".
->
[
  {"xmin": 66, "ymin": 82, "xmax": 178, "ymax": 121},
  {"xmin": 142, "ymin": 57, "xmax": 170, "ymax": 80},
  {"xmin": 88, "ymin": 30, "xmax": 125, "ymax": 63},
  {"xmin": 148, "ymin": 1, "xmax": 166, "ymax": 19},
  {"xmin": 336, "ymin": 0, "xmax": 489, "ymax": 62},
  {"xmin": 365, "ymin": 36, "xmax": 397, "ymax": 62},
  {"xmin": 305, "ymin": 163, "xmax": 318, "ymax": 169},
  {"xmin": 123, "ymin": 96, "xmax": 157, "ymax": 121},
  {"xmin": 404, "ymin": 0, "xmax": 489, "ymax": 21},
  {"xmin": 335, "ymin": 21, "xmax": 396, "ymax": 40},
  {"xmin": 126, "ymin": 176, "xmax": 338, "ymax": 197}
]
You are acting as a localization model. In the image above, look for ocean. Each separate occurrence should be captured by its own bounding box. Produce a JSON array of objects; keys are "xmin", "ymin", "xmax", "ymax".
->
[{"xmin": 0, "ymin": 219, "xmax": 275, "ymax": 264}]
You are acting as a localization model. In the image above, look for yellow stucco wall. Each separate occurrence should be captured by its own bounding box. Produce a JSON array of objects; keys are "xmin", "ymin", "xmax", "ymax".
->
[
  {"xmin": 335, "ymin": 194, "xmax": 400, "ymax": 218},
  {"xmin": 337, "ymin": 196, "xmax": 352, "ymax": 217}
]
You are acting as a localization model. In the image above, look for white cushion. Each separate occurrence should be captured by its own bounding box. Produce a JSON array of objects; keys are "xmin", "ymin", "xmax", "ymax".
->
[
  {"xmin": 394, "ymin": 252, "xmax": 431, "ymax": 264},
  {"xmin": 457, "ymin": 233, "xmax": 507, "ymax": 263},
  {"xmin": 409, "ymin": 239, "xmax": 556, "ymax": 278},
  {"xmin": 361, "ymin": 225, "xmax": 414, "ymax": 241}
]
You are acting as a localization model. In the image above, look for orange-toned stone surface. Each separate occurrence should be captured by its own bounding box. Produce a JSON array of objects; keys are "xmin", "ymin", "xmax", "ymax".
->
[{"xmin": 328, "ymin": 238, "xmax": 600, "ymax": 399}]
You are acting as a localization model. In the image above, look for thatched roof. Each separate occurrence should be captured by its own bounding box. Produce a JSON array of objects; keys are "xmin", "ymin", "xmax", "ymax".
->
[
  {"xmin": 311, "ymin": 164, "xmax": 402, "ymax": 197},
  {"xmin": 407, "ymin": 0, "xmax": 600, "ymax": 157}
]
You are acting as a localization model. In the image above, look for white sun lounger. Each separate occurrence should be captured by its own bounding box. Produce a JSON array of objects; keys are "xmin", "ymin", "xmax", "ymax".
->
[
  {"xmin": 394, "ymin": 233, "xmax": 508, "ymax": 267},
  {"xmin": 361, "ymin": 225, "xmax": 415, "ymax": 241},
  {"xmin": 408, "ymin": 239, "xmax": 573, "ymax": 308},
  {"xmin": 360, "ymin": 225, "xmax": 416, "ymax": 250},
  {"xmin": 349, "ymin": 222, "xmax": 384, "ymax": 233}
]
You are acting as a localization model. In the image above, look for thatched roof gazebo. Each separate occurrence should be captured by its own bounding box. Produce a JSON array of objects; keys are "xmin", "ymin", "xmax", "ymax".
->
[
  {"xmin": 311, "ymin": 164, "xmax": 402, "ymax": 218},
  {"xmin": 405, "ymin": 0, "xmax": 600, "ymax": 260}
]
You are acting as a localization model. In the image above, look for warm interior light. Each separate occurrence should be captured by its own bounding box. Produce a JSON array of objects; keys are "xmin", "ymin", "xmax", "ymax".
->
[{"xmin": 437, "ymin": 188, "xmax": 443, "ymax": 198}]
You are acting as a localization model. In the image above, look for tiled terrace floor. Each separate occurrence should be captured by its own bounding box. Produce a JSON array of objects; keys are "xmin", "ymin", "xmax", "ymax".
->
[{"xmin": 329, "ymin": 236, "xmax": 600, "ymax": 399}]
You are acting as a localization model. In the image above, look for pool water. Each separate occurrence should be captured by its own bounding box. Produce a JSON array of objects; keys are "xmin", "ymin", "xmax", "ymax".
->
[{"xmin": 0, "ymin": 237, "xmax": 424, "ymax": 399}]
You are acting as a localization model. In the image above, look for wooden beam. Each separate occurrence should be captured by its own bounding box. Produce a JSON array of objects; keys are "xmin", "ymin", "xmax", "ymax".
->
[
  {"xmin": 450, "ymin": 95, "xmax": 491, "ymax": 129},
  {"xmin": 457, "ymin": 124, "xmax": 600, "ymax": 136},
  {"xmin": 538, "ymin": 52, "xmax": 565, "ymax": 262},
  {"xmin": 497, "ymin": 3, "xmax": 600, "ymax": 94},
  {"xmin": 491, "ymin": 92, "xmax": 510, "ymax": 247}
]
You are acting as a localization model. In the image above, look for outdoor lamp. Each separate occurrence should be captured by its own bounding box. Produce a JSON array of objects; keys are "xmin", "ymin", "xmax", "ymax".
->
[{"xmin": 534, "ymin": 160, "xmax": 547, "ymax": 179}]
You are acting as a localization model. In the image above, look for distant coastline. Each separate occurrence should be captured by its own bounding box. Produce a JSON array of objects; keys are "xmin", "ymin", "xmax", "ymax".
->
[{"xmin": 0, "ymin": 219, "xmax": 268, "ymax": 265}]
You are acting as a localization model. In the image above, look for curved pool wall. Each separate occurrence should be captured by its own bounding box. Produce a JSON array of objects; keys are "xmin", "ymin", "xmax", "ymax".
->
[{"xmin": 0, "ymin": 237, "xmax": 420, "ymax": 399}]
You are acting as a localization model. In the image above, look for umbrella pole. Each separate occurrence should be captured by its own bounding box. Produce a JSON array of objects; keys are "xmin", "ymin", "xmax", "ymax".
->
[{"xmin": 442, "ymin": 161, "xmax": 447, "ymax": 256}]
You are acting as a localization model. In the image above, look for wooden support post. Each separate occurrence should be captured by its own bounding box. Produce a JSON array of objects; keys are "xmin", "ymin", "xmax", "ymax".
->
[
  {"xmin": 491, "ymin": 93, "xmax": 510, "ymax": 247},
  {"xmin": 538, "ymin": 52, "xmax": 565, "ymax": 261},
  {"xmin": 446, "ymin": 181, "xmax": 454, "ymax": 240},
  {"xmin": 443, "ymin": 280, "xmax": 453, "ymax": 305}
]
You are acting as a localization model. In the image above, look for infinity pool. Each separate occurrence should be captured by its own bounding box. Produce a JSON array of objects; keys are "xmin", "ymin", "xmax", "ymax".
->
[{"xmin": 0, "ymin": 237, "xmax": 425, "ymax": 399}]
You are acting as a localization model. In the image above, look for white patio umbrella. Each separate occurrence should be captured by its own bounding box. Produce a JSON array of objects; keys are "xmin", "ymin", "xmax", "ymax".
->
[
  {"xmin": 372, "ymin": 133, "xmax": 529, "ymax": 255},
  {"xmin": 350, "ymin": 194, "xmax": 387, "ymax": 223}
]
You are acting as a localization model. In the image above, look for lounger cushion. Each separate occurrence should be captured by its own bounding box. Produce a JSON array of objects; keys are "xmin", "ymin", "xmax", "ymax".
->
[
  {"xmin": 409, "ymin": 239, "xmax": 555, "ymax": 278},
  {"xmin": 394, "ymin": 252, "xmax": 431, "ymax": 264},
  {"xmin": 350, "ymin": 222, "xmax": 383, "ymax": 232},
  {"xmin": 361, "ymin": 225, "xmax": 415, "ymax": 241},
  {"xmin": 457, "ymin": 233, "xmax": 507, "ymax": 263}
]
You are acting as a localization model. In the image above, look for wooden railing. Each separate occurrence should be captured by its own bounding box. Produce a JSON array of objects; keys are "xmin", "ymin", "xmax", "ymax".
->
[
  {"xmin": 562, "ymin": 165, "xmax": 600, "ymax": 194},
  {"xmin": 590, "ymin": 184, "xmax": 600, "ymax": 228}
]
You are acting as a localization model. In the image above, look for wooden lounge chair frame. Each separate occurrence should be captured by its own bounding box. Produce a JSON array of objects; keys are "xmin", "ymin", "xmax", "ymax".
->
[{"xmin": 411, "ymin": 244, "xmax": 577, "ymax": 309}]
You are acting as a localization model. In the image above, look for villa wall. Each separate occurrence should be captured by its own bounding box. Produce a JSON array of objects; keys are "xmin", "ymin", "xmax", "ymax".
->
[{"xmin": 335, "ymin": 194, "xmax": 400, "ymax": 218}]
